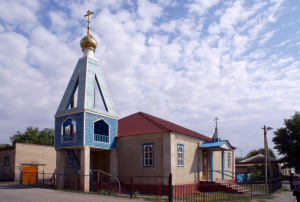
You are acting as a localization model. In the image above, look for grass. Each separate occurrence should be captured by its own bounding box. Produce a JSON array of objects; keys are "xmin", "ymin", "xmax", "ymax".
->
[{"xmin": 143, "ymin": 196, "xmax": 168, "ymax": 201}]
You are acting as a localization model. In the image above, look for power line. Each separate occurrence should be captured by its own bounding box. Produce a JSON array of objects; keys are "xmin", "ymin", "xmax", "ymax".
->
[{"xmin": 240, "ymin": 128, "xmax": 261, "ymax": 145}]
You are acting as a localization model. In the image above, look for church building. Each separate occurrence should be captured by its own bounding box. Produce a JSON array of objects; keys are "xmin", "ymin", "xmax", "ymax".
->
[{"xmin": 54, "ymin": 11, "xmax": 235, "ymax": 193}]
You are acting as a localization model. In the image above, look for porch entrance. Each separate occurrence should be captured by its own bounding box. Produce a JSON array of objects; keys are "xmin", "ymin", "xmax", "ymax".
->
[
  {"xmin": 22, "ymin": 165, "xmax": 38, "ymax": 184},
  {"xmin": 202, "ymin": 150, "xmax": 209, "ymax": 180},
  {"xmin": 90, "ymin": 150, "xmax": 110, "ymax": 182}
]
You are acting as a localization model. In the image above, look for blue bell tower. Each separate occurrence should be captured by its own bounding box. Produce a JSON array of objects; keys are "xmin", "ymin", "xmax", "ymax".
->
[{"xmin": 54, "ymin": 11, "xmax": 118, "ymax": 192}]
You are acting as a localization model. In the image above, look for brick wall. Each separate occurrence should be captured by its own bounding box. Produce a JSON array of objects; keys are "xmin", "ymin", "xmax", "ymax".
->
[
  {"xmin": 14, "ymin": 143, "xmax": 56, "ymax": 181},
  {"xmin": 0, "ymin": 146, "xmax": 15, "ymax": 180}
]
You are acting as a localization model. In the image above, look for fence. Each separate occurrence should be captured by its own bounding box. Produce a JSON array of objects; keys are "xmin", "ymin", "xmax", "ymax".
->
[
  {"xmin": 20, "ymin": 171, "xmax": 56, "ymax": 187},
  {"xmin": 172, "ymin": 178, "xmax": 282, "ymax": 202},
  {"xmin": 20, "ymin": 172, "xmax": 282, "ymax": 201}
]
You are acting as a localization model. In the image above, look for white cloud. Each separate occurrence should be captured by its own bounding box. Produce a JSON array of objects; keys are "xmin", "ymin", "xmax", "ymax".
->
[
  {"xmin": 136, "ymin": 0, "xmax": 163, "ymax": 32},
  {"xmin": 0, "ymin": 0, "xmax": 40, "ymax": 32},
  {"xmin": 0, "ymin": 0, "xmax": 299, "ymax": 157},
  {"xmin": 187, "ymin": 0, "xmax": 220, "ymax": 16}
]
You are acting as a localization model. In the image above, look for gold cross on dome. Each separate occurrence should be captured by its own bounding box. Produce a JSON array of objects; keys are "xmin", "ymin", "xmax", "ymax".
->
[{"xmin": 84, "ymin": 10, "xmax": 94, "ymax": 35}]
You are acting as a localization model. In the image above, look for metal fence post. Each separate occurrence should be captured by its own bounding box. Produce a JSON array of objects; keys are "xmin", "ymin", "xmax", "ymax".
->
[
  {"xmin": 20, "ymin": 170, "xmax": 22, "ymax": 185},
  {"xmin": 74, "ymin": 175, "xmax": 76, "ymax": 191},
  {"xmin": 36, "ymin": 172, "xmax": 38, "ymax": 187},
  {"xmin": 53, "ymin": 174, "xmax": 56, "ymax": 187},
  {"xmin": 229, "ymin": 182, "xmax": 231, "ymax": 201},
  {"xmin": 169, "ymin": 173, "xmax": 173, "ymax": 202},
  {"xmin": 130, "ymin": 176, "xmax": 133, "ymax": 198}
]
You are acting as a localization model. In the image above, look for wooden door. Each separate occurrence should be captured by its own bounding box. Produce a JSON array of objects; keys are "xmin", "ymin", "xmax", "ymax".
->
[
  {"xmin": 202, "ymin": 150, "xmax": 209, "ymax": 180},
  {"xmin": 22, "ymin": 165, "xmax": 38, "ymax": 184}
]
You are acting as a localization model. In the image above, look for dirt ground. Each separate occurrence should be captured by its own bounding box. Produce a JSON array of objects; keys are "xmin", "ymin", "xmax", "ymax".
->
[{"xmin": 0, "ymin": 182, "xmax": 145, "ymax": 202}]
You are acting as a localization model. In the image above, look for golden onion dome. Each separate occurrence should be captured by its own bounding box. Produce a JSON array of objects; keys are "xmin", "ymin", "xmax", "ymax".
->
[{"xmin": 80, "ymin": 34, "xmax": 97, "ymax": 52}]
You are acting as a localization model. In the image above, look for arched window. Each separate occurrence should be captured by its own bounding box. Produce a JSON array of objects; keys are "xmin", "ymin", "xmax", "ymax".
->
[
  {"xmin": 143, "ymin": 143, "xmax": 154, "ymax": 167},
  {"xmin": 177, "ymin": 144, "xmax": 184, "ymax": 167},
  {"xmin": 62, "ymin": 118, "xmax": 76, "ymax": 142},
  {"xmin": 94, "ymin": 119, "xmax": 109, "ymax": 143}
]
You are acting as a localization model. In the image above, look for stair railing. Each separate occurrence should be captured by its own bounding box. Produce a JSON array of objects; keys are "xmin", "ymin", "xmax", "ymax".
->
[
  {"xmin": 215, "ymin": 170, "xmax": 236, "ymax": 179},
  {"xmin": 91, "ymin": 169, "xmax": 121, "ymax": 194},
  {"xmin": 199, "ymin": 170, "xmax": 237, "ymax": 180}
]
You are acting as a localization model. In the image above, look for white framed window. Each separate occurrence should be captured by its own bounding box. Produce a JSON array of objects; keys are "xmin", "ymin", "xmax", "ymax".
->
[
  {"xmin": 143, "ymin": 143, "xmax": 154, "ymax": 167},
  {"xmin": 228, "ymin": 152, "xmax": 231, "ymax": 168},
  {"xmin": 177, "ymin": 144, "xmax": 184, "ymax": 167},
  {"xmin": 62, "ymin": 118, "xmax": 76, "ymax": 142},
  {"xmin": 93, "ymin": 119, "xmax": 109, "ymax": 143}
]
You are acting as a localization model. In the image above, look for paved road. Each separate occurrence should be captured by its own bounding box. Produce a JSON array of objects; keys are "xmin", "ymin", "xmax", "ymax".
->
[
  {"xmin": 1, "ymin": 181, "xmax": 297, "ymax": 202},
  {"xmin": 251, "ymin": 181, "xmax": 296, "ymax": 202},
  {"xmin": 0, "ymin": 182, "xmax": 145, "ymax": 202}
]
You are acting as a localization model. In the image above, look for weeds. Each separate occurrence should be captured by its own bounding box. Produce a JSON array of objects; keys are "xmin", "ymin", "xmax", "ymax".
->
[
  {"xmin": 98, "ymin": 189, "xmax": 117, "ymax": 196},
  {"xmin": 133, "ymin": 191, "xmax": 140, "ymax": 198}
]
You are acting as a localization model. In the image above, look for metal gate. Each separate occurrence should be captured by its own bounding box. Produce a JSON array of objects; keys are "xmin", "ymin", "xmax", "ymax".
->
[{"xmin": 22, "ymin": 165, "xmax": 38, "ymax": 184}]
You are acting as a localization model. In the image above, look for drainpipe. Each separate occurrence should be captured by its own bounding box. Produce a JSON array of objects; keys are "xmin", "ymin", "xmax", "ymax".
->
[
  {"xmin": 222, "ymin": 151, "xmax": 225, "ymax": 180},
  {"xmin": 210, "ymin": 147, "xmax": 213, "ymax": 181}
]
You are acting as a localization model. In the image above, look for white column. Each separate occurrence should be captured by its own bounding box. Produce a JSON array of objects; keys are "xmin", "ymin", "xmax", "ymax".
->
[
  {"xmin": 80, "ymin": 146, "xmax": 90, "ymax": 192},
  {"xmin": 110, "ymin": 150, "xmax": 118, "ymax": 177},
  {"xmin": 56, "ymin": 149, "xmax": 66, "ymax": 189}
]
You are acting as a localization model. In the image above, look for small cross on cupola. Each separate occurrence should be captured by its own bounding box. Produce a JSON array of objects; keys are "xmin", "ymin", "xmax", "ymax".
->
[
  {"xmin": 212, "ymin": 117, "xmax": 221, "ymax": 142},
  {"xmin": 84, "ymin": 10, "xmax": 94, "ymax": 36},
  {"xmin": 80, "ymin": 10, "xmax": 97, "ymax": 56}
]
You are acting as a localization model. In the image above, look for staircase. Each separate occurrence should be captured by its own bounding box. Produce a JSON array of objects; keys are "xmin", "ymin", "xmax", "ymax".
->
[
  {"xmin": 214, "ymin": 180, "xmax": 248, "ymax": 194},
  {"xmin": 199, "ymin": 180, "xmax": 248, "ymax": 194},
  {"xmin": 66, "ymin": 149, "xmax": 94, "ymax": 191},
  {"xmin": 66, "ymin": 149, "xmax": 80, "ymax": 174}
]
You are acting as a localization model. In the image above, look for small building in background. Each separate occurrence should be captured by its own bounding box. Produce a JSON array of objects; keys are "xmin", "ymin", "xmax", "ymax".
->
[
  {"xmin": 235, "ymin": 153, "xmax": 280, "ymax": 181},
  {"xmin": 0, "ymin": 142, "xmax": 56, "ymax": 182}
]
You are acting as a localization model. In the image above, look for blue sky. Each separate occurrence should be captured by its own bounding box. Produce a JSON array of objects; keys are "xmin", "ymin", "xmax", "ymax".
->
[{"xmin": 0, "ymin": 0, "xmax": 299, "ymax": 158}]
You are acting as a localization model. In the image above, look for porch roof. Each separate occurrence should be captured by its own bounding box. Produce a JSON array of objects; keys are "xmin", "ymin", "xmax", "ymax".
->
[{"xmin": 199, "ymin": 140, "xmax": 234, "ymax": 151}]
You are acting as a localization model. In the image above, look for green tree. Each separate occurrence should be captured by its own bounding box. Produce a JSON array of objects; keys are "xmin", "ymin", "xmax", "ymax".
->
[
  {"xmin": 235, "ymin": 157, "xmax": 243, "ymax": 164},
  {"xmin": 10, "ymin": 126, "xmax": 54, "ymax": 146},
  {"xmin": 273, "ymin": 112, "xmax": 300, "ymax": 172},
  {"xmin": 245, "ymin": 148, "xmax": 276, "ymax": 159},
  {"xmin": 248, "ymin": 165, "xmax": 264, "ymax": 180},
  {"xmin": 0, "ymin": 143, "xmax": 10, "ymax": 148}
]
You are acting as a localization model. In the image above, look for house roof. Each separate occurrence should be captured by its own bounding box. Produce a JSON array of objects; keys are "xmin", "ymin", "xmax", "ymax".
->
[
  {"xmin": 0, "ymin": 146, "xmax": 14, "ymax": 152},
  {"xmin": 118, "ymin": 111, "xmax": 212, "ymax": 141},
  {"xmin": 237, "ymin": 153, "xmax": 277, "ymax": 164}
]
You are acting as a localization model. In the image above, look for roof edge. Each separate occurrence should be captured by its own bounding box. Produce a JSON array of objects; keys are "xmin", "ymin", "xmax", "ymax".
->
[{"xmin": 138, "ymin": 112, "xmax": 172, "ymax": 132}]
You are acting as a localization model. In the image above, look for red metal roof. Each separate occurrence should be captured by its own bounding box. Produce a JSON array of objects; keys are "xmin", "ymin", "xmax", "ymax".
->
[{"xmin": 118, "ymin": 111, "xmax": 212, "ymax": 141}]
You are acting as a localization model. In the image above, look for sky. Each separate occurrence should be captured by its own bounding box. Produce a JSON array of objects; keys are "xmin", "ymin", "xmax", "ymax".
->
[{"xmin": 0, "ymin": 0, "xmax": 299, "ymax": 158}]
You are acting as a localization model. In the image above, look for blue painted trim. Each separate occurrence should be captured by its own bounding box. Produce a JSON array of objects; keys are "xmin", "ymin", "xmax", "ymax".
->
[
  {"xmin": 177, "ymin": 144, "xmax": 184, "ymax": 167},
  {"xmin": 222, "ymin": 151, "xmax": 225, "ymax": 180},
  {"xmin": 210, "ymin": 147, "xmax": 213, "ymax": 181},
  {"xmin": 142, "ymin": 143, "xmax": 154, "ymax": 167}
]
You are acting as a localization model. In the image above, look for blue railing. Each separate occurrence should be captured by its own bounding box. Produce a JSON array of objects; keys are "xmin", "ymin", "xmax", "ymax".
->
[
  {"xmin": 236, "ymin": 173, "xmax": 251, "ymax": 182},
  {"xmin": 62, "ymin": 133, "xmax": 75, "ymax": 142},
  {"xmin": 94, "ymin": 134, "xmax": 109, "ymax": 143}
]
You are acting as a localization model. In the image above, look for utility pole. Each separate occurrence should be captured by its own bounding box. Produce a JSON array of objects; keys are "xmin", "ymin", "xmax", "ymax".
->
[{"xmin": 262, "ymin": 125, "xmax": 273, "ymax": 185}]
